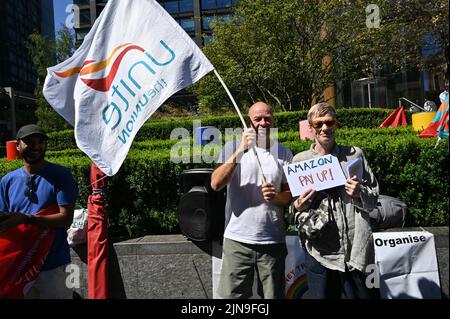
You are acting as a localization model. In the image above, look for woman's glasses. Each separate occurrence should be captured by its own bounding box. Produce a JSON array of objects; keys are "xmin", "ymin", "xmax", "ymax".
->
[
  {"xmin": 311, "ymin": 119, "xmax": 337, "ymax": 129},
  {"xmin": 24, "ymin": 176, "xmax": 37, "ymax": 198}
]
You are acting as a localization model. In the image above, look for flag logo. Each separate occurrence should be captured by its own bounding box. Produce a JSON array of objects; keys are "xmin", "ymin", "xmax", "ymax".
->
[{"xmin": 53, "ymin": 42, "xmax": 175, "ymax": 93}]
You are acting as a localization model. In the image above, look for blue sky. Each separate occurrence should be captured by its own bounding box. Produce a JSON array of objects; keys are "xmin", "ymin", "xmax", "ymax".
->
[{"xmin": 53, "ymin": 0, "xmax": 74, "ymax": 34}]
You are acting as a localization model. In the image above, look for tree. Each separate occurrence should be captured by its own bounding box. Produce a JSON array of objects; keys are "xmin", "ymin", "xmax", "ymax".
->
[
  {"xmin": 394, "ymin": 0, "xmax": 448, "ymax": 71},
  {"xmin": 352, "ymin": 0, "xmax": 448, "ymax": 76},
  {"xmin": 27, "ymin": 27, "xmax": 76, "ymax": 132},
  {"xmin": 191, "ymin": 0, "xmax": 448, "ymax": 112}
]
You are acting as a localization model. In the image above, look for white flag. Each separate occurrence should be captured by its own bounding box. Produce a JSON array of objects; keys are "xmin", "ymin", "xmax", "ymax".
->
[{"xmin": 43, "ymin": 0, "xmax": 214, "ymax": 176}]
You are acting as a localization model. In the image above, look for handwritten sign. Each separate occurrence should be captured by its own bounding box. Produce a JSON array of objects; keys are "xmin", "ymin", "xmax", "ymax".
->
[{"xmin": 283, "ymin": 155, "xmax": 346, "ymax": 196}]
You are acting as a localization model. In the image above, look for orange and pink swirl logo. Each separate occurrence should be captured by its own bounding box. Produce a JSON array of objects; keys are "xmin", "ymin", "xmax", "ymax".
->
[{"xmin": 54, "ymin": 43, "xmax": 145, "ymax": 92}]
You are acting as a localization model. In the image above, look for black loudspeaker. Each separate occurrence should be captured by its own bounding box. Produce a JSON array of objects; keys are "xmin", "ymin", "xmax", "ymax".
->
[{"xmin": 178, "ymin": 169, "xmax": 225, "ymax": 241}]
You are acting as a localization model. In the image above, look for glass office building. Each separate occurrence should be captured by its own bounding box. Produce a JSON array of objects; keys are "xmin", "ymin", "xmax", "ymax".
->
[
  {"xmin": 0, "ymin": 0, "xmax": 54, "ymax": 93},
  {"xmin": 73, "ymin": 0, "xmax": 236, "ymax": 46},
  {"xmin": 0, "ymin": 0, "xmax": 55, "ymax": 140}
]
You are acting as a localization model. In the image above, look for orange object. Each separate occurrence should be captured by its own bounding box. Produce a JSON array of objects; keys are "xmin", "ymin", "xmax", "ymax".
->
[{"xmin": 6, "ymin": 140, "xmax": 19, "ymax": 161}]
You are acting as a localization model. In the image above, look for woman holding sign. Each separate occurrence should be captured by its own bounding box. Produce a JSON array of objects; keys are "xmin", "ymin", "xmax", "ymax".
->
[{"xmin": 289, "ymin": 103, "xmax": 379, "ymax": 299}]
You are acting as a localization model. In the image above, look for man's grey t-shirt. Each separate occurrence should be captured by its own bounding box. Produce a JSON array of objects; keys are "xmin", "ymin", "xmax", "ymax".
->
[{"xmin": 218, "ymin": 141, "xmax": 292, "ymax": 244}]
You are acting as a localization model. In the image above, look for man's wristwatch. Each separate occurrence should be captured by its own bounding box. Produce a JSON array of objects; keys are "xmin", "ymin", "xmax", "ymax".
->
[{"xmin": 24, "ymin": 214, "xmax": 36, "ymax": 226}]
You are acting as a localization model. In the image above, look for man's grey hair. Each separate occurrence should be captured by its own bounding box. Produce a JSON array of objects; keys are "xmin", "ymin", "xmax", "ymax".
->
[{"xmin": 307, "ymin": 103, "xmax": 337, "ymax": 124}]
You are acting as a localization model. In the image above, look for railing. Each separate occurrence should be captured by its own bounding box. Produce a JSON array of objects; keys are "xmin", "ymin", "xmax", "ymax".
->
[{"xmin": 399, "ymin": 97, "xmax": 426, "ymax": 112}]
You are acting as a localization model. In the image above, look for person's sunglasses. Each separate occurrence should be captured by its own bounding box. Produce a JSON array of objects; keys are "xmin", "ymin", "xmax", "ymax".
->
[
  {"xmin": 311, "ymin": 119, "xmax": 336, "ymax": 129},
  {"xmin": 24, "ymin": 176, "xmax": 37, "ymax": 198}
]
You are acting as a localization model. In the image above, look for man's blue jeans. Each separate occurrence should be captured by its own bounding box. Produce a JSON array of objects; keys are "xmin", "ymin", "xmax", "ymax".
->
[{"xmin": 303, "ymin": 250, "xmax": 379, "ymax": 299}]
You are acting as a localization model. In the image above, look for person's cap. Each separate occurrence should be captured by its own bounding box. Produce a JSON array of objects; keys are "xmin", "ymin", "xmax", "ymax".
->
[{"xmin": 16, "ymin": 124, "xmax": 48, "ymax": 140}]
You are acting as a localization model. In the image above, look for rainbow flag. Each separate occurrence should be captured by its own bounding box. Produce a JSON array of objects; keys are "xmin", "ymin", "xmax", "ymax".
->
[
  {"xmin": 285, "ymin": 273, "xmax": 309, "ymax": 299},
  {"xmin": 419, "ymin": 96, "xmax": 449, "ymax": 138}
]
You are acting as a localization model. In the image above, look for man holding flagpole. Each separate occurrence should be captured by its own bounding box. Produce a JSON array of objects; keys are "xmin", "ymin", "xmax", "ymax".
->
[
  {"xmin": 211, "ymin": 102, "xmax": 292, "ymax": 299},
  {"xmin": 40, "ymin": 0, "xmax": 215, "ymax": 299},
  {"xmin": 39, "ymin": 0, "xmax": 297, "ymax": 299}
]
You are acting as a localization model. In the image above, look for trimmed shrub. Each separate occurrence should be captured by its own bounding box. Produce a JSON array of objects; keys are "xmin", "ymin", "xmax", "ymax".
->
[
  {"xmin": 1, "ymin": 127, "xmax": 446, "ymax": 239},
  {"xmin": 46, "ymin": 108, "xmax": 404, "ymax": 150}
]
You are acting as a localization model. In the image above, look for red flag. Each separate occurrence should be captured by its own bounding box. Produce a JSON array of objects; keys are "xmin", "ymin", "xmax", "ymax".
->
[
  {"xmin": 0, "ymin": 205, "xmax": 58, "ymax": 298},
  {"xmin": 380, "ymin": 106, "xmax": 407, "ymax": 128},
  {"xmin": 88, "ymin": 163, "xmax": 109, "ymax": 299},
  {"xmin": 419, "ymin": 98, "xmax": 449, "ymax": 138}
]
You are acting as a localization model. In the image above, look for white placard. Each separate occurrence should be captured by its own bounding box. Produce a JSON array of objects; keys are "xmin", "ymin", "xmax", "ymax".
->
[
  {"xmin": 283, "ymin": 155, "xmax": 346, "ymax": 197},
  {"xmin": 373, "ymin": 231, "xmax": 441, "ymax": 299}
]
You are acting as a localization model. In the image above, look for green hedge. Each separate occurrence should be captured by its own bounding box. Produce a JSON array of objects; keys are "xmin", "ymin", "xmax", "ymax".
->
[
  {"xmin": 46, "ymin": 139, "xmax": 179, "ymax": 158},
  {"xmin": 46, "ymin": 108, "xmax": 405, "ymax": 151},
  {"xmin": 1, "ymin": 127, "xmax": 447, "ymax": 239}
]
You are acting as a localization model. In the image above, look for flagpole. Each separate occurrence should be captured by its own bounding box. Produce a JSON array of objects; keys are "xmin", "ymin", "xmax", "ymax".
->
[
  {"xmin": 213, "ymin": 69, "xmax": 267, "ymax": 183},
  {"xmin": 213, "ymin": 69, "xmax": 247, "ymax": 128}
]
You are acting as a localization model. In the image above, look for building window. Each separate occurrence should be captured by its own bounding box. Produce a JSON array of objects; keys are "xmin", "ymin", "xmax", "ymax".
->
[
  {"xmin": 202, "ymin": 16, "xmax": 214, "ymax": 30},
  {"xmin": 164, "ymin": 1, "xmax": 178, "ymax": 13},
  {"xmin": 76, "ymin": 30, "xmax": 89, "ymax": 42},
  {"xmin": 177, "ymin": 18, "xmax": 195, "ymax": 32},
  {"xmin": 201, "ymin": 0, "xmax": 235, "ymax": 10},
  {"xmin": 163, "ymin": 0, "xmax": 193, "ymax": 14},
  {"xmin": 75, "ymin": 0, "xmax": 91, "ymax": 6},
  {"xmin": 217, "ymin": 0, "xmax": 235, "ymax": 8},
  {"xmin": 202, "ymin": 14, "xmax": 231, "ymax": 30},
  {"xmin": 179, "ymin": 0, "xmax": 193, "ymax": 12},
  {"xmin": 79, "ymin": 9, "xmax": 91, "ymax": 25},
  {"xmin": 201, "ymin": 0, "xmax": 216, "ymax": 10}
]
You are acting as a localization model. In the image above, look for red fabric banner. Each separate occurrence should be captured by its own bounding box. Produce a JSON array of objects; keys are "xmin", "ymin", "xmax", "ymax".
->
[
  {"xmin": 379, "ymin": 106, "xmax": 407, "ymax": 128},
  {"xmin": 0, "ymin": 205, "xmax": 58, "ymax": 299},
  {"xmin": 88, "ymin": 193, "xmax": 109, "ymax": 299},
  {"xmin": 88, "ymin": 163, "xmax": 109, "ymax": 299}
]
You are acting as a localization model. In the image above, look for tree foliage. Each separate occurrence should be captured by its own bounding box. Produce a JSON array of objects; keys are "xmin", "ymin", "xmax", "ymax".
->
[
  {"xmin": 27, "ymin": 27, "xmax": 76, "ymax": 132},
  {"xmin": 393, "ymin": 0, "xmax": 449, "ymax": 70},
  {"xmin": 191, "ymin": 0, "xmax": 448, "ymax": 112}
]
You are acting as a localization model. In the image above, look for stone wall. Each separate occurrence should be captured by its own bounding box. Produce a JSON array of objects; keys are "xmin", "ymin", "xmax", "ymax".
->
[{"xmin": 70, "ymin": 227, "xmax": 448, "ymax": 299}]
